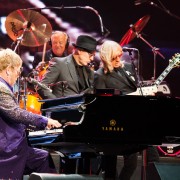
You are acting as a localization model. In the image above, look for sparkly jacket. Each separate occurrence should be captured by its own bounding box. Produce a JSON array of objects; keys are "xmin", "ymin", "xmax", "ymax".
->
[{"xmin": 0, "ymin": 79, "xmax": 48, "ymax": 162}]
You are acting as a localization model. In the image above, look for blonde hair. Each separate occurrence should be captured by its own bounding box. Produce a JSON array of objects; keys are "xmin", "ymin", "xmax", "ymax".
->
[
  {"xmin": 100, "ymin": 40, "xmax": 123, "ymax": 73},
  {"xmin": 0, "ymin": 48, "xmax": 22, "ymax": 72}
]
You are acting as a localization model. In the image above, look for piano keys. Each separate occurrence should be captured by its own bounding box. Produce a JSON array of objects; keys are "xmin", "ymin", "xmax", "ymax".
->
[
  {"xmin": 28, "ymin": 128, "xmax": 63, "ymax": 137},
  {"xmin": 28, "ymin": 128, "xmax": 63, "ymax": 146}
]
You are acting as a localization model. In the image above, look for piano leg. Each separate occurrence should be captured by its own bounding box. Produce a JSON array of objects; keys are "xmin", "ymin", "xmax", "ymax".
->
[
  {"xmin": 141, "ymin": 146, "xmax": 160, "ymax": 180},
  {"xmin": 101, "ymin": 155, "xmax": 117, "ymax": 179},
  {"xmin": 141, "ymin": 149, "xmax": 147, "ymax": 180}
]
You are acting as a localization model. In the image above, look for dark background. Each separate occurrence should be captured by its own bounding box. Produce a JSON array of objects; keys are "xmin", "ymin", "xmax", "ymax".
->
[{"xmin": 0, "ymin": 0, "xmax": 180, "ymax": 97}]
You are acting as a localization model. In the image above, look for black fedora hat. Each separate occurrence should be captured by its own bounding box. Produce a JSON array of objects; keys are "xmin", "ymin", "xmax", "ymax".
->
[{"xmin": 72, "ymin": 35, "xmax": 97, "ymax": 53}]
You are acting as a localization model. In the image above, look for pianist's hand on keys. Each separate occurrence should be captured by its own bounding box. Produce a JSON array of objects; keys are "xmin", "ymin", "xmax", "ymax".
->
[{"xmin": 46, "ymin": 118, "xmax": 62, "ymax": 129}]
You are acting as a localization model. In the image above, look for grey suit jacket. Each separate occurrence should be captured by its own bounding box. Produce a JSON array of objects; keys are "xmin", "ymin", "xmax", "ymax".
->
[{"xmin": 38, "ymin": 54, "xmax": 94, "ymax": 99}]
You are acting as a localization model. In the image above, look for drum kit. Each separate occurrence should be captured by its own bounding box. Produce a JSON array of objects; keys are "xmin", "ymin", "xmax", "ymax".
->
[{"xmin": 5, "ymin": 9, "xmax": 52, "ymax": 114}]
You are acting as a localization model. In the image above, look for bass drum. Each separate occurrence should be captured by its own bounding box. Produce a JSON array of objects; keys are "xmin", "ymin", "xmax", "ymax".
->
[{"xmin": 19, "ymin": 93, "xmax": 43, "ymax": 115}]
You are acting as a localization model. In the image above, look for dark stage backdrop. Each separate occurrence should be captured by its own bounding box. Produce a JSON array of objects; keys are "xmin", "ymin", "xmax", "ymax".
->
[{"xmin": 0, "ymin": 0, "xmax": 180, "ymax": 97}]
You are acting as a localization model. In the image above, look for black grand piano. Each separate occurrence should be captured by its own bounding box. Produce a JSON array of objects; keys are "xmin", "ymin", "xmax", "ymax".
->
[
  {"xmin": 29, "ymin": 93, "xmax": 180, "ymax": 176},
  {"xmin": 33, "ymin": 93, "xmax": 180, "ymax": 154}
]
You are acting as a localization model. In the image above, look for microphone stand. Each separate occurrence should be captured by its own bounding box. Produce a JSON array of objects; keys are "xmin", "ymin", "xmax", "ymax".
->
[
  {"xmin": 14, "ymin": 42, "xmax": 22, "ymax": 104},
  {"xmin": 13, "ymin": 27, "xmax": 27, "ymax": 52},
  {"xmin": 22, "ymin": 77, "xmax": 28, "ymax": 110},
  {"xmin": 127, "ymin": 51, "xmax": 144, "ymax": 95},
  {"xmin": 17, "ymin": 76, "xmax": 21, "ymax": 104},
  {"xmin": 13, "ymin": 27, "xmax": 29, "ymax": 105},
  {"xmin": 149, "ymin": 1, "xmax": 180, "ymax": 21},
  {"xmin": 133, "ymin": 30, "xmax": 165, "ymax": 80},
  {"xmin": 48, "ymin": 81, "xmax": 68, "ymax": 97}
]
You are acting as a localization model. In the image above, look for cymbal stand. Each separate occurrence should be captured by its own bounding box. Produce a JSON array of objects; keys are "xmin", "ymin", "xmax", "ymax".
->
[
  {"xmin": 13, "ymin": 42, "xmax": 22, "ymax": 104},
  {"xmin": 13, "ymin": 33, "xmax": 24, "ymax": 52},
  {"xmin": 17, "ymin": 77, "xmax": 27, "ymax": 109},
  {"xmin": 16, "ymin": 76, "xmax": 21, "ymax": 104},
  {"xmin": 13, "ymin": 29, "xmax": 27, "ymax": 103},
  {"xmin": 13, "ymin": 20, "xmax": 32, "ymax": 51},
  {"xmin": 135, "ymin": 31, "xmax": 165, "ymax": 80},
  {"xmin": 14, "ymin": 26, "xmax": 28, "ymax": 105},
  {"xmin": 22, "ymin": 77, "xmax": 28, "ymax": 110}
]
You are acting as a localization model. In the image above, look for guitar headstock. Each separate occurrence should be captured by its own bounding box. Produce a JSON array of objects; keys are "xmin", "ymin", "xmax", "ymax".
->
[{"xmin": 169, "ymin": 53, "xmax": 180, "ymax": 68}]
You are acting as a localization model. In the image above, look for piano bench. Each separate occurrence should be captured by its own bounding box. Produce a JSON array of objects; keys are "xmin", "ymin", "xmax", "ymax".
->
[{"xmin": 29, "ymin": 173, "xmax": 103, "ymax": 180}]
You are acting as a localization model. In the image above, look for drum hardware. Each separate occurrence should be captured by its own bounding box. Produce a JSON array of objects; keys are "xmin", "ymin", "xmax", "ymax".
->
[
  {"xmin": 120, "ymin": 15, "xmax": 165, "ymax": 80},
  {"xmin": 22, "ymin": 77, "xmax": 28, "ymax": 110}
]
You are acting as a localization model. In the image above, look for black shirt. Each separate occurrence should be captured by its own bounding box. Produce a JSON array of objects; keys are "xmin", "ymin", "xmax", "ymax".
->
[{"xmin": 73, "ymin": 59, "xmax": 87, "ymax": 92}]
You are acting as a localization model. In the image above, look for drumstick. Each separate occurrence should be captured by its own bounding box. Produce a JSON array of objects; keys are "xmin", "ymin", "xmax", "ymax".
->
[{"xmin": 42, "ymin": 38, "xmax": 48, "ymax": 63}]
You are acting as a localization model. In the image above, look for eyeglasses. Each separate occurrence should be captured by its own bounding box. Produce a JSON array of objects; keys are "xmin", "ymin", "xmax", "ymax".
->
[
  {"xmin": 87, "ymin": 52, "xmax": 95, "ymax": 58},
  {"xmin": 111, "ymin": 54, "xmax": 122, "ymax": 61},
  {"xmin": 15, "ymin": 67, "xmax": 23, "ymax": 76},
  {"xmin": 78, "ymin": 48, "xmax": 95, "ymax": 58}
]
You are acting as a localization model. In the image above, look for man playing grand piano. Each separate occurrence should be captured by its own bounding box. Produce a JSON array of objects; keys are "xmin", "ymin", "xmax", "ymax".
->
[
  {"xmin": 94, "ymin": 40, "xmax": 159, "ymax": 180},
  {"xmin": 0, "ymin": 48, "xmax": 62, "ymax": 179}
]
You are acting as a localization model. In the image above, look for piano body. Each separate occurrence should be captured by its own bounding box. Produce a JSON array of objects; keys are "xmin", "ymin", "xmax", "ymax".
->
[
  {"xmin": 32, "ymin": 94, "xmax": 180, "ymax": 155},
  {"xmin": 28, "ymin": 94, "xmax": 180, "ymax": 175}
]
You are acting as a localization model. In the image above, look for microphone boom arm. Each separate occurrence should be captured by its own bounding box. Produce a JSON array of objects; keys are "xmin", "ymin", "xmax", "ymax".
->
[{"xmin": 26, "ymin": 5, "xmax": 105, "ymax": 35}]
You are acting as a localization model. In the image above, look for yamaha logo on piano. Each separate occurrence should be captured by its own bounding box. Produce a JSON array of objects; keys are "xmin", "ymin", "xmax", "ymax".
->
[{"xmin": 101, "ymin": 119, "xmax": 124, "ymax": 132}]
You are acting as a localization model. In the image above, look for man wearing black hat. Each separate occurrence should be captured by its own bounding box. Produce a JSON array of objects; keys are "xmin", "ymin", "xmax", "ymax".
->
[{"xmin": 37, "ymin": 34, "xmax": 97, "ymax": 99}]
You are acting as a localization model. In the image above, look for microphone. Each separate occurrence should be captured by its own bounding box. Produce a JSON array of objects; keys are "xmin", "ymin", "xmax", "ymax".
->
[
  {"xmin": 122, "ymin": 47, "xmax": 138, "ymax": 52},
  {"xmin": 97, "ymin": 27, "xmax": 110, "ymax": 45},
  {"xmin": 26, "ymin": 77, "xmax": 52, "ymax": 92},
  {"xmin": 134, "ymin": 0, "xmax": 149, "ymax": 5}
]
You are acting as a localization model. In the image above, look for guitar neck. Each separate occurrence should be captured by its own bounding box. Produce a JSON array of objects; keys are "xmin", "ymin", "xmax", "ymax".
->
[{"xmin": 154, "ymin": 64, "xmax": 173, "ymax": 86}]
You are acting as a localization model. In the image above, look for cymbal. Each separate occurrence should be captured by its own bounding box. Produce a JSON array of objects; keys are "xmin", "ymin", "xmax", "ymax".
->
[
  {"xmin": 5, "ymin": 9, "xmax": 52, "ymax": 47},
  {"xmin": 120, "ymin": 15, "xmax": 150, "ymax": 46}
]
